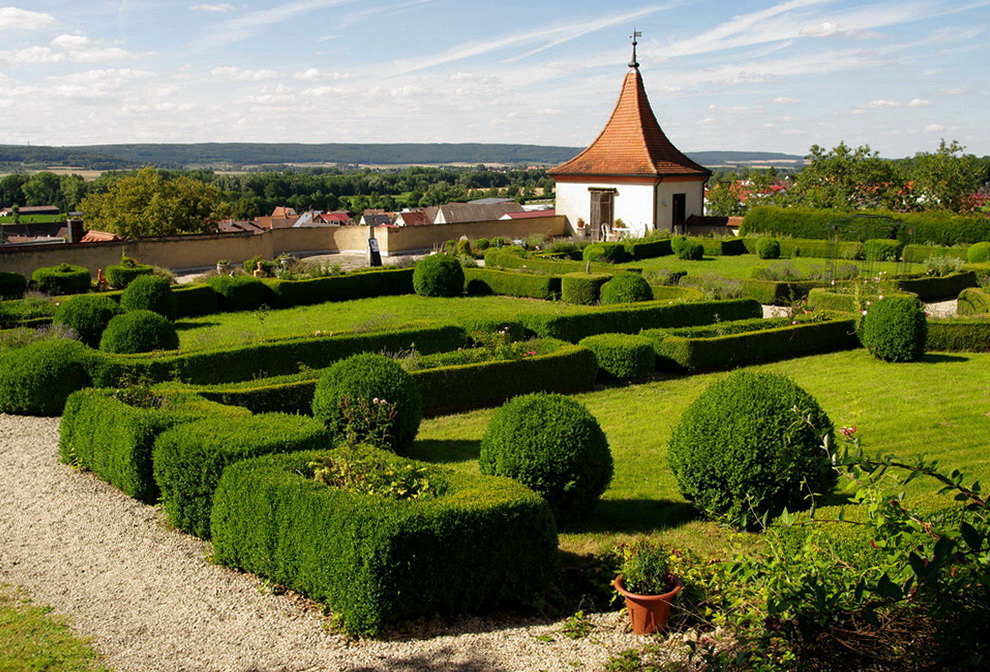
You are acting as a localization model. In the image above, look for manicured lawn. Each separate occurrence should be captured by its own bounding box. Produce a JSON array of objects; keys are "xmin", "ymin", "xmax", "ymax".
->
[
  {"xmin": 0, "ymin": 586, "xmax": 109, "ymax": 672},
  {"xmin": 177, "ymin": 294, "xmax": 601, "ymax": 351},
  {"xmin": 411, "ymin": 349, "xmax": 990, "ymax": 557},
  {"xmin": 620, "ymin": 253, "xmax": 921, "ymax": 278}
]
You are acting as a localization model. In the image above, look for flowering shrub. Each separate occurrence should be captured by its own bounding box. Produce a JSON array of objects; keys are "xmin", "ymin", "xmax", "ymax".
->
[{"xmin": 307, "ymin": 445, "xmax": 446, "ymax": 500}]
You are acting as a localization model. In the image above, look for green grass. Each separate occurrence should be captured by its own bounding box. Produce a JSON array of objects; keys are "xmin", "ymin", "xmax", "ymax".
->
[
  {"xmin": 411, "ymin": 349, "xmax": 990, "ymax": 557},
  {"xmin": 0, "ymin": 586, "xmax": 110, "ymax": 672},
  {"xmin": 621, "ymin": 253, "xmax": 920, "ymax": 279},
  {"xmin": 177, "ymin": 294, "xmax": 601, "ymax": 351}
]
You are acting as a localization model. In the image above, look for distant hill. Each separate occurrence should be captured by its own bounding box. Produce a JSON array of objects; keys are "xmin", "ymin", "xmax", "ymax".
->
[{"xmin": 0, "ymin": 143, "xmax": 804, "ymax": 171}]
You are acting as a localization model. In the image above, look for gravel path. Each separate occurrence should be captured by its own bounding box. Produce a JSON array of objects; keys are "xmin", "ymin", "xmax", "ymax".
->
[{"xmin": 0, "ymin": 414, "xmax": 659, "ymax": 672}]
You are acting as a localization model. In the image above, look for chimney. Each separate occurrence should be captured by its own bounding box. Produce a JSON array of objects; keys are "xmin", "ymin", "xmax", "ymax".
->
[{"xmin": 67, "ymin": 218, "xmax": 85, "ymax": 243}]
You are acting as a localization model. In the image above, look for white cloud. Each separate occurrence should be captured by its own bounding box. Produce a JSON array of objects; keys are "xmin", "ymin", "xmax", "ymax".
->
[
  {"xmin": 908, "ymin": 98, "xmax": 931, "ymax": 108},
  {"xmin": 0, "ymin": 7, "xmax": 55, "ymax": 31},
  {"xmin": 52, "ymin": 34, "xmax": 92, "ymax": 50},
  {"xmin": 292, "ymin": 67, "xmax": 349, "ymax": 81},
  {"xmin": 865, "ymin": 98, "xmax": 931, "ymax": 109},
  {"xmin": 50, "ymin": 33, "xmax": 141, "ymax": 63},
  {"xmin": 0, "ymin": 46, "xmax": 62, "ymax": 65},
  {"xmin": 938, "ymin": 87, "xmax": 967, "ymax": 95},
  {"xmin": 190, "ymin": 3, "xmax": 235, "ymax": 11},
  {"xmin": 800, "ymin": 21, "xmax": 840, "ymax": 37},
  {"xmin": 211, "ymin": 66, "xmax": 279, "ymax": 80},
  {"xmin": 924, "ymin": 124, "xmax": 945, "ymax": 132},
  {"xmin": 772, "ymin": 96, "xmax": 800, "ymax": 103}
]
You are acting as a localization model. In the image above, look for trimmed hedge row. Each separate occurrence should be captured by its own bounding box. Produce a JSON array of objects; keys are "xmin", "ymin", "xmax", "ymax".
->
[
  {"xmin": 926, "ymin": 318, "xmax": 990, "ymax": 352},
  {"xmin": 583, "ymin": 242, "xmax": 630, "ymax": 264},
  {"xmin": 642, "ymin": 316, "xmax": 859, "ymax": 372},
  {"xmin": 739, "ymin": 278, "xmax": 825, "ymax": 305},
  {"xmin": 578, "ymin": 333, "xmax": 654, "ymax": 381},
  {"xmin": 624, "ymin": 238, "xmax": 672, "ymax": 260},
  {"xmin": 32, "ymin": 264, "xmax": 90, "ymax": 296},
  {"xmin": 741, "ymin": 237, "xmax": 863, "ymax": 260},
  {"xmin": 805, "ymin": 288, "xmax": 858, "ymax": 313},
  {"xmin": 895, "ymin": 271, "xmax": 978, "ymax": 301},
  {"xmin": 0, "ymin": 339, "xmax": 92, "ymax": 416},
  {"xmin": 958, "ymin": 287, "xmax": 990, "ymax": 315},
  {"xmin": 561, "ymin": 273, "xmax": 610, "ymax": 304},
  {"xmin": 650, "ymin": 285, "xmax": 705, "ymax": 301},
  {"xmin": 902, "ymin": 244, "xmax": 968, "ymax": 264},
  {"xmin": 700, "ymin": 237, "xmax": 747, "ymax": 256},
  {"xmin": 105, "ymin": 263, "xmax": 153, "ymax": 289},
  {"xmin": 58, "ymin": 388, "xmax": 250, "ymax": 502},
  {"xmin": 0, "ymin": 272, "xmax": 27, "ymax": 299},
  {"xmin": 520, "ymin": 299, "xmax": 762, "ymax": 342},
  {"xmin": 463, "ymin": 267, "xmax": 561, "ymax": 300},
  {"xmin": 210, "ymin": 448, "xmax": 558, "ymax": 635},
  {"xmin": 484, "ymin": 248, "xmax": 642, "ymax": 276}
]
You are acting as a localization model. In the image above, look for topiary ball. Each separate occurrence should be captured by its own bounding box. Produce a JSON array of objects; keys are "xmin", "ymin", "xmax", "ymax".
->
[
  {"xmin": 676, "ymin": 241, "xmax": 704, "ymax": 261},
  {"xmin": 668, "ymin": 371, "xmax": 835, "ymax": 529},
  {"xmin": 105, "ymin": 263, "xmax": 153, "ymax": 289},
  {"xmin": 53, "ymin": 294, "xmax": 123, "ymax": 347},
  {"xmin": 479, "ymin": 392, "xmax": 612, "ymax": 522},
  {"xmin": 858, "ymin": 294, "xmax": 928, "ymax": 362},
  {"xmin": 578, "ymin": 333, "xmax": 655, "ymax": 381},
  {"xmin": 32, "ymin": 263, "xmax": 91, "ymax": 296},
  {"xmin": 0, "ymin": 271, "xmax": 27, "ymax": 299},
  {"xmin": 967, "ymin": 242, "xmax": 990, "ymax": 264},
  {"xmin": 311, "ymin": 353, "xmax": 422, "ymax": 452},
  {"xmin": 99, "ymin": 310, "xmax": 179, "ymax": 354},
  {"xmin": 756, "ymin": 238, "xmax": 781, "ymax": 260},
  {"xmin": 600, "ymin": 272, "xmax": 652, "ymax": 305},
  {"xmin": 121, "ymin": 274, "xmax": 176, "ymax": 319},
  {"xmin": 0, "ymin": 339, "xmax": 92, "ymax": 416},
  {"xmin": 413, "ymin": 254, "xmax": 464, "ymax": 297},
  {"xmin": 207, "ymin": 274, "xmax": 267, "ymax": 312},
  {"xmin": 583, "ymin": 242, "xmax": 630, "ymax": 264}
]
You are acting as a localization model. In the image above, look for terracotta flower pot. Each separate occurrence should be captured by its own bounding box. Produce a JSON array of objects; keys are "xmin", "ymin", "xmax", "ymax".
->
[{"xmin": 614, "ymin": 575, "xmax": 682, "ymax": 635}]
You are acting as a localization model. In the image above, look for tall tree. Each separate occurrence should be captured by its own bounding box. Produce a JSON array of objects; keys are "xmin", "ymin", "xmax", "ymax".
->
[
  {"xmin": 789, "ymin": 142, "xmax": 905, "ymax": 211},
  {"xmin": 908, "ymin": 140, "xmax": 983, "ymax": 212}
]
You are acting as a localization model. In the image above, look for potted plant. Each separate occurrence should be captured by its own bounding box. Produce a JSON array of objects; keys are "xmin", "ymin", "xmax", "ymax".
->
[
  {"xmin": 614, "ymin": 540, "xmax": 682, "ymax": 634},
  {"xmin": 216, "ymin": 259, "xmax": 230, "ymax": 273}
]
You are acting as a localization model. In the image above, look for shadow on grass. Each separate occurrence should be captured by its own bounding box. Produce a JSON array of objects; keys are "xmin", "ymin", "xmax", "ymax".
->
[
  {"xmin": 174, "ymin": 321, "xmax": 219, "ymax": 330},
  {"xmin": 562, "ymin": 498, "xmax": 700, "ymax": 535},
  {"xmin": 406, "ymin": 439, "xmax": 480, "ymax": 464},
  {"xmin": 920, "ymin": 353, "xmax": 970, "ymax": 364}
]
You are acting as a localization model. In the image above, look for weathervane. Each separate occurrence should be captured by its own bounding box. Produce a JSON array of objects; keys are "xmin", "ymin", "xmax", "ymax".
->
[{"xmin": 629, "ymin": 28, "xmax": 642, "ymax": 69}]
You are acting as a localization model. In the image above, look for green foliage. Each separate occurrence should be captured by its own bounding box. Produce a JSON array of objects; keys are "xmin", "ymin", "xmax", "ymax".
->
[
  {"xmin": 0, "ymin": 271, "xmax": 27, "ymax": 299},
  {"xmin": 153, "ymin": 413, "xmax": 328, "ymax": 538},
  {"xmin": 561, "ymin": 273, "xmax": 610, "ymax": 305},
  {"xmin": 864, "ymin": 238, "xmax": 903, "ymax": 261},
  {"xmin": 266, "ymin": 267, "xmax": 413, "ymax": 307},
  {"xmin": 699, "ymin": 237, "xmax": 748, "ymax": 257},
  {"xmin": 308, "ymin": 445, "xmax": 446, "ymax": 500},
  {"xmin": 211, "ymin": 448, "xmax": 557, "ymax": 634},
  {"xmin": 242, "ymin": 256, "xmax": 276, "ymax": 275},
  {"xmin": 99, "ymin": 310, "xmax": 179, "ymax": 354},
  {"xmin": 623, "ymin": 238, "xmax": 672, "ymax": 260},
  {"xmin": 619, "ymin": 539, "xmax": 675, "ymax": 595},
  {"xmin": 675, "ymin": 240, "xmax": 704, "ymax": 260},
  {"xmin": 805, "ymin": 287, "xmax": 858, "ymax": 313},
  {"xmin": 957, "ymin": 287, "xmax": 990, "ymax": 315},
  {"xmin": 0, "ymin": 339, "xmax": 92, "ymax": 416},
  {"xmin": 473, "ymin": 237, "xmax": 491, "ymax": 251},
  {"xmin": 579, "ymin": 333, "xmax": 655, "ymax": 381},
  {"xmin": 903, "ymin": 243, "xmax": 968, "ymax": 264},
  {"xmin": 967, "ymin": 241, "xmax": 990, "ymax": 263},
  {"xmin": 31, "ymin": 263, "xmax": 90, "ymax": 296},
  {"xmin": 926, "ymin": 317, "xmax": 990, "ymax": 352},
  {"xmin": 52, "ymin": 294, "xmax": 122, "ymax": 347},
  {"xmin": 786, "ymin": 142, "xmax": 906, "ymax": 210},
  {"xmin": 859, "ymin": 294, "xmax": 928, "ymax": 362},
  {"xmin": 668, "ymin": 371, "xmax": 836, "ymax": 529},
  {"xmin": 206, "ymin": 274, "xmax": 267, "ymax": 312},
  {"xmin": 463, "ymin": 267, "xmax": 561, "ymax": 300},
  {"xmin": 895, "ymin": 270, "xmax": 977, "ymax": 300},
  {"xmin": 583, "ymin": 242, "xmax": 631, "ymax": 264},
  {"xmin": 312, "ymin": 353, "xmax": 422, "ymax": 453},
  {"xmin": 413, "ymin": 253, "xmax": 464, "ymax": 297},
  {"xmin": 59, "ymin": 387, "xmax": 249, "ymax": 501},
  {"xmin": 910, "ymin": 139, "xmax": 985, "ymax": 212},
  {"xmin": 120, "ymin": 274, "xmax": 176, "ymax": 319},
  {"xmin": 600, "ymin": 272, "xmax": 652, "ymax": 305},
  {"xmin": 480, "ymin": 392, "xmax": 612, "ymax": 522},
  {"xmin": 104, "ymin": 262, "xmax": 153, "ymax": 289},
  {"xmin": 756, "ymin": 237, "xmax": 781, "ymax": 260}
]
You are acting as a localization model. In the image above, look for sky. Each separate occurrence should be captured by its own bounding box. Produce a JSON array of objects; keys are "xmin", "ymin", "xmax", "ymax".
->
[{"xmin": 0, "ymin": 0, "xmax": 988, "ymax": 158}]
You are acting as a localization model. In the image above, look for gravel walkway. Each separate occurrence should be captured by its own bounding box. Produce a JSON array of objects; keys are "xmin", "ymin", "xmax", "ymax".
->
[{"xmin": 0, "ymin": 414, "xmax": 661, "ymax": 672}]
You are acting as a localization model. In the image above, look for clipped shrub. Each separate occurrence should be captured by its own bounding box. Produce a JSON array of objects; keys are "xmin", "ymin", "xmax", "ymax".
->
[
  {"xmin": 479, "ymin": 392, "xmax": 612, "ymax": 522},
  {"xmin": 578, "ymin": 333, "xmax": 654, "ymax": 381},
  {"xmin": 463, "ymin": 268, "xmax": 560, "ymax": 300},
  {"xmin": 957, "ymin": 287, "xmax": 990, "ymax": 316},
  {"xmin": 456, "ymin": 238, "xmax": 473, "ymax": 258},
  {"xmin": 625, "ymin": 238, "xmax": 673, "ymax": 260},
  {"xmin": 153, "ymin": 413, "xmax": 328, "ymax": 538},
  {"xmin": 121, "ymin": 274, "xmax": 177, "ymax": 319},
  {"xmin": 0, "ymin": 339, "xmax": 92, "ymax": 416},
  {"xmin": 967, "ymin": 242, "xmax": 990, "ymax": 264},
  {"xmin": 311, "ymin": 353, "xmax": 422, "ymax": 452},
  {"xmin": 583, "ymin": 242, "xmax": 631, "ymax": 264},
  {"xmin": 105, "ymin": 261, "xmax": 153, "ymax": 289},
  {"xmin": 0, "ymin": 271, "xmax": 27, "ymax": 299},
  {"xmin": 927, "ymin": 317, "xmax": 990, "ymax": 352},
  {"xmin": 859, "ymin": 294, "xmax": 928, "ymax": 362},
  {"xmin": 413, "ymin": 253, "xmax": 464, "ymax": 297},
  {"xmin": 32, "ymin": 263, "xmax": 90, "ymax": 296},
  {"xmin": 600, "ymin": 272, "xmax": 652, "ymax": 305},
  {"xmin": 473, "ymin": 237, "xmax": 491, "ymax": 252},
  {"xmin": 53, "ymin": 294, "xmax": 123, "ymax": 347},
  {"xmin": 756, "ymin": 238, "xmax": 781, "ymax": 260},
  {"xmin": 99, "ymin": 310, "xmax": 179, "ymax": 354},
  {"xmin": 668, "ymin": 371, "xmax": 836, "ymax": 529},
  {"xmin": 207, "ymin": 274, "xmax": 267, "ymax": 312},
  {"xmin": 864, "ymin": 238, "xmax": 903, "ymax": 261},
  {"xmin": 561, "ymin": 272, "xmax": 610, "ymax": 305},
  {"xmin": 267, "ymin": 267, "xmax": 414, "ymax": 307},
  {"xmin": 675, "ymin": 240, "xmax": 704, "ymax": 260}
]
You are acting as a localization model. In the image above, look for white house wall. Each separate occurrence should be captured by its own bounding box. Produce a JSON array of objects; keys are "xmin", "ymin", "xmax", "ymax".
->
[
  {"xmin": 655, "ymin": 180, "xmax": 705, "ymax": 232},
  {"xmin": 556, "ymin": 181, "xmax": 657, "ymax": 238}
]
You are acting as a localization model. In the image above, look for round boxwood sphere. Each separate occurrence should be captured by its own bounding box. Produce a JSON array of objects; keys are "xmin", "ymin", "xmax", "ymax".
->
[
  {"xmin": 32, "ymin": 263, "xmax": 91, "ymax": 296},
  {"xmin": 479, "ymin": 392, "xmax": 613, "ymax": 522},
  {"xmin": 311, "ymin": 353, "xmax": 422, "ymax": 452},
  {"xmin": 0, "ymin": 339, "xmax": 92, "ymax": 416},
  {"xmin": 967, "ymin": 242, "xmax": 990, "ymax": 264},
  {"xmin": 413, "ymin": 254, "xmax": 464, "ymax": 297},
  {"xmin": 0, "ymin": 271, "xmax": 27, "ymax": 299},
  {"xmin": 600, "ymin": 272, "xmax": 652, "ymax": 305},
  {"xmin": 859, "ymin": 294, "xmax": 927, "ymax": 362},
  {"xmin": 207, "ymin": 274, "xmax": 267, "ymax": 312},
  {"xmin": 53, "ymin": 294, "xmax": 123, "ymax": 347},
  {"xmin": 99, "ymin": 310, "xmax": 179, "ymax": 354},
  {"xmin": 676, "ymin": 241, "xmax": 704, "ymax": 261},
  {"xmin": 668, "ymin": 371, "xmax": 836, "ymax": 529},
  {"xmin": 121, "ymin": 275, "xmax": 176, "ymax": 319},
  {"xmin": 757, "ymin": 238, "xmax": 781, "ymax": 260}
]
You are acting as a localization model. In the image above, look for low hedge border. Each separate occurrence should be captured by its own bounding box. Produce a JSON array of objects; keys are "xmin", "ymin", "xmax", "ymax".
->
[
  {"xmin": 463, "ymin": 267, "xmax": 561, "ymax": 300},
  {"xmin": 642, "ymin": 316, "xmax": 859, "ymax": 372},
  {"xmin": 520, "ymin": 298, "xmax": 762, "ymax": 343},
  {"xmin": 650, "ymin": 285, "xmax": 705, "ymax": 301},
  {"xmin": 578, "ymin": 333, "xmax": 655, "ymax": 381},
  {"xmin": 484, "ymin": 249, "xmax": 642, "ymax": 276},
  {"xmin": 561, "ymin": 273, "xmax": 610, "ymax": 305},
  {"xmin": 957, "ymin": 287, "xmax": 990, "ymax": 315},
  {"xmin": 741, "ymin": 237, "xmax": 863, "ymax": 260},
  {"xmin": 806, "ymin": 288, "xmax": 858, "ymax": 313},
  {"xmin": 894, "ymin": 271, "xmax": 978, "ymax": 301},
  {"xmin": 926, "ymin": 318, "xmax": 990, "ymax": 352},
  {"xmin": 59, "ymin": 388, "xmax": 250, "ymax": 502},
  {"xmin": 267, "ymin": 267, "xmax": 414, "ymax": 307},
  {"xmin": 739, "ymin": 278, "xmax": 825, "ymax": 305},
  {"xmin": 903, "ymin": 245, "xmax": 968, "ymax": 264},
  {"xmin": 624, "ymin": 238, "xmax": 672, "ymax": 260},
  {"xmin": 210, "ymin": 447, "xmax": 558, "ymax": 635},
  {"xmin": 699, "ymin": 237, "xmax": 747, "ymax": 256}
]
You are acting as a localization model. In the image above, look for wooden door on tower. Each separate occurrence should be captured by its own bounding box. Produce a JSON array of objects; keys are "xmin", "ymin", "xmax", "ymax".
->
[{"xmin": 589, "ymin": 188, "xmax": 615, "ymax": 242}]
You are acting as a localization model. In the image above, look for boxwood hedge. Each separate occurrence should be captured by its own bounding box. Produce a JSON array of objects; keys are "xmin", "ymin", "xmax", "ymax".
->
[
  {"xmin": 120, "ymin": 275, "xmax": 177, "ymax": 320},
  {"xmin": 583, "ymin": 242, "xmax": 631, "ymax": 264},
  {"xmin": 153, "ymin": 413, "xmax": 329, "ymax": 538},
  {"xmin": 600, "ymin": 272, "xmax": 652, "ymax": 305},
  {"xmin": 926, "ymin": 318, "xmax": 990, "ymax": 352},
  {"xmin": 578, "ymin": 333, "xmax": 655, "ymax": 381},
  {"xmin": 957, "ymin": 287, "xmax": 990, "ymax": 315},
  {"xmin": 99, "ymin": 310, "xmax": 180, "ymax": 354},
  {"xmin": 561, "ymin": 273, "xmax": 610, "ymax": 305},
  {"xmin": 105, "ymin": 263, "xmax": 153, "ymax": 289},
  {"xmin": 0, "ymin": 339, "xmax": 93, "ymax": 416},
  {"xmin": 463, "ymin": 267, "xmax": 561, "ymax": 300},
  {"xmin": 902, "ymin": 244, "xmax": 968, "ymax": 264},
  {"xmin": 624, "ymin": 238, "xmax": 672, "ymax": 260},
  {"xmin": 207, "ymin": 275, "xmax": 269, "ymax": 312},
  {"xmin": 32, "ymin": 264, "xmax": 90, "ymax": 296},
  {"xmin": 0, "ymin": 271, "xmax": 27, "ymax": 299},
  {"xmin": 210, "ymin": 448, "xmax": 557, "ymax": 634},
  {"xmin": 267, "ymin": 268, "xmax": 414, "ymax": 307},
  {"xmin": 894, "ymin": 271, "xmax": 977, "ymax": 301},
  {"xmin": 859, "ymin": 294, "xmax": 928, "ymax": 362},
  {"xmin": 53, "ymin": 294, "xmax": 122, "ymax": 347},
  {"xmin": 739, "ymin": 278, "xmax": 824, "ymax": 305},
  {"xmin": 805, "ymin": 288, "xmax": 858, "ymax": 313}
]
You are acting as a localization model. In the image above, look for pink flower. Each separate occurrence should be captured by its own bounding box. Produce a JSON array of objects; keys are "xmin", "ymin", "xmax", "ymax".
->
[{"xmin": 841, "ymin": 426, "xmax": 857, "ymax": 438}]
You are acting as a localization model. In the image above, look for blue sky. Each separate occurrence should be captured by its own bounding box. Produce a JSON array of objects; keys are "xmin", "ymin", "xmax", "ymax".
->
[{"xmin": 1, "ymin": 0, "xmax": 987, "ymax": 157}]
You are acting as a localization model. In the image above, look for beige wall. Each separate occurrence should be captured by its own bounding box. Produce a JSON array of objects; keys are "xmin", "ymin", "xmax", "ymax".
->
[{"xmin": 0, "ymin": 216, "xmax": 567, "ymax": 276}]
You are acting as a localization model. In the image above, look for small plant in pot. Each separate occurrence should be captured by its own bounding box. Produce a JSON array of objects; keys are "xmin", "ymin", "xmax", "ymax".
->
[{"xmin": 614, "ymin": 539, "xmax": 682, "ymax": 635}]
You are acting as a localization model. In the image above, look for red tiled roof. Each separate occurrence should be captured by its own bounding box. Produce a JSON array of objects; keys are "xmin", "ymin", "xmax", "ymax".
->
[
  {"xmin": 79, "ymin": 229, "xmax": 121, "ymax": 242},
  {"xmin": 316, "ymin": 211, "xmax": 354, "ymax": 225},
  {"xmin": 502, "ymin": 209, "xmax": 555, "ymax": 219},
  {"xmin": 549, "ymin": 68, "xmax": 710, "ymax": 179},
  {"xmin": 396, "ymin": 211, "xmax": 431, "ymax": 226}
]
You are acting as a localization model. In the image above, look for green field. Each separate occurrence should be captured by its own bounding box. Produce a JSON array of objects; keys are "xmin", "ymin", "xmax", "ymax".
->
[{"xmin": 411, "ymin": 349, "xmax": 990, "ymax": 556}]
